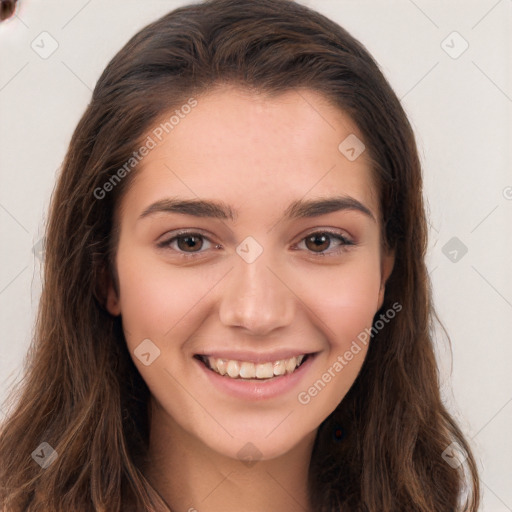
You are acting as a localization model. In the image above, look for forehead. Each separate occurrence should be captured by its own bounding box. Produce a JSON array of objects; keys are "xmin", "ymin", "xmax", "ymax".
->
[{"xmin": 119, "ymin": 87, "xmax": 379, "ymax": 225}]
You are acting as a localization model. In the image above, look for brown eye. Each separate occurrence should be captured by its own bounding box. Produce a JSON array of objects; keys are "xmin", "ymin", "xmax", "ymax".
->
[
  {"xmin": 305, "ymin": 233, "xmax": 331, "ymax": 253},
  {"xmin": 157, "ymin": 231, "xmax": 215, "ymax": 258},
  {"xmin": 176, "ymin": 234, "xmax": 204, "ymax": 253},
  {"xmin": 297, "ymin": 231, "xmax": 354, "ymax": 256}
]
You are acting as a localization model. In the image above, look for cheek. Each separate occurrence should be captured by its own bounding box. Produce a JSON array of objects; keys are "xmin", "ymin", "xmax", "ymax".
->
[
  {"xmin": 115, "ymin": 247, "xmax": 201, "ymax": 346},
  {"xmin": 299, "ymin": 252, "xmax": 383, "ymax": 345},
  {"xmin": 291, "ymin": 254, "xmax": 383, "ymax": 420}
]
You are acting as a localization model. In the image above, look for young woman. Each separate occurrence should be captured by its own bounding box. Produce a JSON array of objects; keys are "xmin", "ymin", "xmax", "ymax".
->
[{"xmin": 0, "ymin": 0, "xmax": 480, "ymax": 510}]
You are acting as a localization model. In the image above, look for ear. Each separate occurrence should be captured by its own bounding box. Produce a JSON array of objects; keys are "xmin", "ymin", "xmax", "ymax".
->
[
  {"xmin": 95, "ymin": 262, "xmax": 121, "ymax": 316},
  {"xmin": 106, "ymin": 274, "xmax": 121, "ymax": 316},
  {"xmin": 377, "ymin": 247, "xmax": 395, "ymax": 310},
  {"xmin": 93, "ymin": 262, "xmax": 121, "ymax": 315}
]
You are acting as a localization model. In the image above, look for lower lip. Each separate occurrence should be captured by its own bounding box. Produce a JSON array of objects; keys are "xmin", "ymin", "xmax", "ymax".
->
[{"xmin": 194, "ymin": 354, "xmax": 317, "ymax": 401}]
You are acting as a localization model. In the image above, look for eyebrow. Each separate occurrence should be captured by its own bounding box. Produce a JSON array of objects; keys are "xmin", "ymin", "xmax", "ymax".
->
[{"xmin": 138, "ymin": 195, "xmax": 376, "ymax": 222}]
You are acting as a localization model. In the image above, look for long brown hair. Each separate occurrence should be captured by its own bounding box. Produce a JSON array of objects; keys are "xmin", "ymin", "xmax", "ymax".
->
[{"xmin": 0, "ymin": 0, "xmax": 480, "ymax": 510}]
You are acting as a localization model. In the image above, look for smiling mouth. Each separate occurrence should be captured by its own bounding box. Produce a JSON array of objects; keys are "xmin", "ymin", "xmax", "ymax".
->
[{"xmin": 194, "ymin": 353, "xmax": 311, "ymax": 380}]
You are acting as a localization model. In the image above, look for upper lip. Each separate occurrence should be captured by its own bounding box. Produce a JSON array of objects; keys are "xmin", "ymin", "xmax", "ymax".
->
[{"xmin": 195, "ymin": 349, "xmax": 316, "ymax": 364}]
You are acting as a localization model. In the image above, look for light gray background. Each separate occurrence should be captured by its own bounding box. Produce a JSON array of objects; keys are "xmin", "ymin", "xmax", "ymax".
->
[{"xmin": 1, "ymin": 1, "xmax": 511, "ymax": 510}]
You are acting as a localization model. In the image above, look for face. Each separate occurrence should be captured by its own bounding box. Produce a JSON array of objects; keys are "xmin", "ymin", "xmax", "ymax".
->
[{"xmin": 106, "ymin": 86, "xmax": 394, "ymax": 462}]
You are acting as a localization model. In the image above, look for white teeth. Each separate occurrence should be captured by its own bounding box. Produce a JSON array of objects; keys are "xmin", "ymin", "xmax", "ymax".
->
[
  {"xmin": 226, "ymin": 360, "xmax": 240, "ymax": 378},
  {"xmin": 285, "ymin": 357, "xmax": 297, "ymax": 373},
  {"xmin": 239, "ymin": 362, "xmax": 256, "ymax": 379},
  {"xmin": 217, "ymin": 359, "xmax": 228, "ymax": 376},
  {"xmin": 204, "ymin": 354, "xmax": 307, "ymax": 379},
  {"xmin": 273, "ymin": 360, "xmax": 286, "ymax": 376},
  {"xmin": 256, "ymin": 362, "xmax": 274, "ymax": 379}
]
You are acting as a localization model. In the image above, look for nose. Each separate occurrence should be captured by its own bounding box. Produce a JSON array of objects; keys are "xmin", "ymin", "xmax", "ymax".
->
[{"xmin": 218, "ymin": 251, "xmax": 295, "ymax": 336}]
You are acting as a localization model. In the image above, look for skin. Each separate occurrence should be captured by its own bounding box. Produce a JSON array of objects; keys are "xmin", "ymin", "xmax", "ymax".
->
[{"xmin": 107, "ymin": 86, "xmax": 394, "ymax": 512}]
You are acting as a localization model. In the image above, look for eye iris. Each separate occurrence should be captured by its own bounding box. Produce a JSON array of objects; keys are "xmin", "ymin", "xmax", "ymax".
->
[
  {"xmin": 177, "ymin": 235, "xmax": 203, "ymax": 252},
  {"xmin": 306, "ymin": 233, "xmax": 330, "ymax": 252}
]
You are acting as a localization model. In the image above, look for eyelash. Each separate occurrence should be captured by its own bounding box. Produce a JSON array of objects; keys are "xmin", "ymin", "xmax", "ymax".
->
[{"xmin": 156, "ymin": 229, "xmax": 355, "ymax": 259}]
